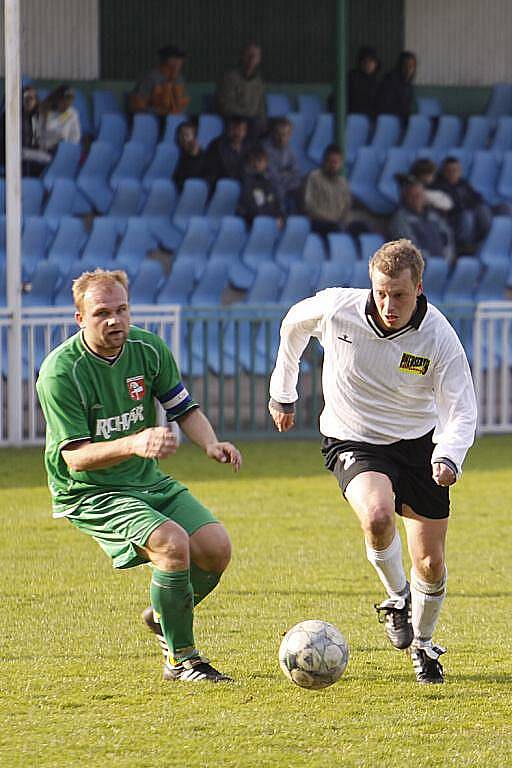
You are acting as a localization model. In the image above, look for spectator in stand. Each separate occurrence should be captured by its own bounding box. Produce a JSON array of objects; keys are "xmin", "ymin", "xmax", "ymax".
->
[
  {"xmin": 40, "ymin": 84, "xmax": 81, "ymax": 153},
  {"xmin": 348, "ymin": 46, "xmax": 380, "ymax": 117},
  {"xmin": 21, "ymin": 86, "xmax": 51, "ymax": 177},
  {"xmin": 129, "ymin": 45, "xmax": 189, "ymax": 117},
  {"xmin": 172, "ymin": 121, "xmax": 206, "ymax": 191},
  {"xmin": 303, "ymin": 144, "xmax": 367, "ymax": 239},
  {"xmin": 430, "ymin": 156, "xmax": 497, "ymax": 254},
  {"xmin": 215, "ymin": 42, "xmax": 266, "ymax": 140},
  {"xmin": 377, "ymin": 51, "xmax": 417, "ymax": 123},
  {"xmin": 263, "ymin": 117, "xmax": 302, "ymax": 212},
  {"xmin": 408, "ymin": 159, "xmax": 453, "ymax": 214},
  {"xmin": 237, "ymin": 144, "xmax": 284, "ymax": 226},
  {"xmin": 389, "ymin": 176, "xmax": 455, "ymax": 264},
  {"xmin": 203, "ymin": 115, "xmax": 249, "ymax": 188}
]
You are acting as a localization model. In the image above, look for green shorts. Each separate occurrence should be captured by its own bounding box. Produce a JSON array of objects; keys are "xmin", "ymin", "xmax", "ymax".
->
[{"xmin": 67, "ymin": 478, "xmax": 218, "ymax": 569}]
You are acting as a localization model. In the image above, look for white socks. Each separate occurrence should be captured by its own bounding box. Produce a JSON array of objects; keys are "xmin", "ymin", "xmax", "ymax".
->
[
  {"xmin": 411, "ymin": 566, "xmax": 447, "ymax": 646},
  {"xmin": 365, "ymin": 530, "xmax": 408, "ymax": 600}
]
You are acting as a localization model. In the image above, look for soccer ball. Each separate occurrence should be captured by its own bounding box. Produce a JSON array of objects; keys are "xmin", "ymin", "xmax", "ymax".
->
[{"xmin": 278, "ymin": 619, "xmax": 349, "ymax": 690}]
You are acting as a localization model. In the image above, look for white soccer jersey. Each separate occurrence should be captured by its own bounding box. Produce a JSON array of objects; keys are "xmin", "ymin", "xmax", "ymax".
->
[{"xmin": 269, "ymin": 287, "xmax": 477, "ymax": 473}]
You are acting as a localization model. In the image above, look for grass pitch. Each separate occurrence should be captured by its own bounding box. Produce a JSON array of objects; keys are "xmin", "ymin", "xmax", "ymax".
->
[{"xmin": 1, "ymin": 436, "xmax": 511, "ymax": 768}]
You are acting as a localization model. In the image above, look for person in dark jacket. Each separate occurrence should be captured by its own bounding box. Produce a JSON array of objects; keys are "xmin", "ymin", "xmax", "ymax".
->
[
  {"xmin": 348, "ymin": 46, "xmax": 380, "ymax": 117},
  {"xmin": 172, "ymin": 121, "xmax": 205, "ymax": 191},
  {"xmin": 237, "ymin": 144, "xmax": 284, "ymax": 226},
  {"xmin": 377, "ymin": 51, "xmax": 417, "ymax": 122},
  {"xmin": 203, "ymin": 115, "xmax": 250, "ymax": 188}
]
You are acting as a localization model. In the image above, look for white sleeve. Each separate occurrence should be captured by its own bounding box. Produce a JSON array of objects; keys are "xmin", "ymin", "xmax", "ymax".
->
[
  {"xmin": 269, "ymin": 291, "xmax": 329, "ymax": 404},
  {"xmin": 431, "ymin": 325, "xmax": 477, "ymax": 474}
]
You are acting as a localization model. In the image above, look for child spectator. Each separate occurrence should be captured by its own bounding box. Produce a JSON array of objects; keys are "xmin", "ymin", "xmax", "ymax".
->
[{"xmin": 237, "ymin": 145, "xmax": 284, "ymax": 226}]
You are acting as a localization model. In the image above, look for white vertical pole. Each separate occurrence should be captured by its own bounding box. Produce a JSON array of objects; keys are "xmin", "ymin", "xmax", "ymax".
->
[{"xmin": 5, "ymin": 0, "xmax": 23, "ymax": 445}]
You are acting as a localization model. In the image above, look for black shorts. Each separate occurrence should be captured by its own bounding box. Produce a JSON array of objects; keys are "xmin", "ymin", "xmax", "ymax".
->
[{"xmin": 321, "ymin": 430, "xmax": 450, "ymax": 520}]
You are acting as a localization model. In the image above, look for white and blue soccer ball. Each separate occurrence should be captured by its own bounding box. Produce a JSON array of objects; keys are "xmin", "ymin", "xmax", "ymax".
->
[{"xmin": 278, "ymin": 619, "xmax": 349, "ymax": 690}]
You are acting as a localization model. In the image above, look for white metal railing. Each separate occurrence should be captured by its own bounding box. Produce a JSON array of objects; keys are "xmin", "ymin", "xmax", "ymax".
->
[{"xmin": 473, "ymin": 300, "xmax": 512, "ymax": 433}]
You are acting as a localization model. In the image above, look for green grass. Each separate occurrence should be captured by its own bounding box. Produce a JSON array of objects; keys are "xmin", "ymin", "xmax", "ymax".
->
[{"xmin": 1, "ymin": 436, "xmax": 511, "ymax": 767}]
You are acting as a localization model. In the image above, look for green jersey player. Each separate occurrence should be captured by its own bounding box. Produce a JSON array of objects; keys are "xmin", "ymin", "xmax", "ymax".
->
[{"xmin": 36, "ymin": 268, "xmax": 242, "ymax": 683}]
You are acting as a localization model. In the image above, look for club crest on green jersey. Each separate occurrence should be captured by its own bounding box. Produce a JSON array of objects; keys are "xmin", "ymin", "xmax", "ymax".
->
[{"xmin": 126, "ymin": 375, "xmax": 145, "ymax": 401}]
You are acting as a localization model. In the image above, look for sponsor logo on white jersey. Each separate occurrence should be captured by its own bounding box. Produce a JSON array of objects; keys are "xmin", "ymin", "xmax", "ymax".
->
[{"xmin": 95, "ymin": 404, "xmax": 145, "ymax": 439}]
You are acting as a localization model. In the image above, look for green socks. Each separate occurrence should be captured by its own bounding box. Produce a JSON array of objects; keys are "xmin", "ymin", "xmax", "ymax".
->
[
  {"xmin": 190, "ymin": 563, "xmax": 221, "ymax": 606},
  {"xmin": 150, "ymin": 568, "xmax": 195, "ymax": 663}
]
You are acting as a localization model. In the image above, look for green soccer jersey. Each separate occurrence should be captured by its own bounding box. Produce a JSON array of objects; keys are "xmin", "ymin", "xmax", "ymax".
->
[{"xmin": 36, "ymin": 325, "xmax": 198, "ymax": 517}]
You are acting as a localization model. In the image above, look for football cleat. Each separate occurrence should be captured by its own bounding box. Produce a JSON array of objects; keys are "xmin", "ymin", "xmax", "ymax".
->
[
  {"xmin": 374, "ymin": 591, "xmax": 413, "ymax": 650},
  {"xmin": 142, "ymin": 606, "xmax": 169, "ymax": 660},
  {"xmin": 411, "ymin": 644, "xmax": 446, "ymax": 684},
  {"xmin": 163, "ymin": 656, "xmax": 233, "ymax": 683}
]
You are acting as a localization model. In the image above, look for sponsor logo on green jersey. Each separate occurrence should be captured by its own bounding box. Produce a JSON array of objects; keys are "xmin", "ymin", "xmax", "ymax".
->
[{"xmin": 95, "ymin": 404, "xmax": 145, "ymax": 439}]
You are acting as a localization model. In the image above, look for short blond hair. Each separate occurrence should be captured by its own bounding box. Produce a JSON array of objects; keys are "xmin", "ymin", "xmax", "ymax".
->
[
  {"xmin": 72, "ymin": 268, "xmax": 129, "ymax": 313},
  {"xmin": 369, "ymin": 239, "xmax": 424, "ymax": 286}
]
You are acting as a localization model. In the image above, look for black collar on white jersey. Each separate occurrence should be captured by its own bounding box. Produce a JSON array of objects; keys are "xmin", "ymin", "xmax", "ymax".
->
[{"xmin": 365, "ymin": 292, "xmax": 428, "ymax": 339}]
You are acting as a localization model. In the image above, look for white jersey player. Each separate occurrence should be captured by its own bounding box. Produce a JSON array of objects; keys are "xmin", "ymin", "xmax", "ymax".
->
[{"xmin": 269, "ymin": 239, "xmax": 477, "ymax": 683}]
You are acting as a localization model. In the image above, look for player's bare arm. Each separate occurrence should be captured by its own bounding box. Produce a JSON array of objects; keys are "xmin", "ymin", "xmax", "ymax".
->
[
  {"xmin": 178, "ymin": 408, "xmax": 242, "ymax": 471},
  {"xmin": 61, "ymin": 427, "xmax": 177, "ymax": 471}
]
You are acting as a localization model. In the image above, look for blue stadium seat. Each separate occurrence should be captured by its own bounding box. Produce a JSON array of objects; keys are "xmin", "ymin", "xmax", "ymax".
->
[
  {"xmin": 349, "ymin": 147, "xmax": 393, "ymax": 214},
  {"xmin": 107, "ymin": 179, "xmax": 144, "ymax": 230},
  {"xmin": 197, "ymin": 114, "xmax": 224, "ymax": 148},
  {"xmin": 345, "ymin": 113, "xmax": 372, "ymax": 170},
  {"xmin": 92, "ymin": 89, "xmax": 123, "ymax": 134},
  {"xmin": 73, "ymin": 88, "xmax": 93, "ymax": 137},
  {"xmin": 156, "ymin": 260, "xmax": 196, "ymax": 305},
  {"xmin": 205, "ymin": 178, "xmax": 240, "ymax": 227},
  {"xmin": 230, "ymin": 216, "xmax": 280, "ymax": 290},
  {"xmin": 140, "ymin": 179, "xmax": 181, "ymax": 251},
  {"xmin": 53, "ymin": 258, "xmax": 88, "ymax": 306},
  {"xmin": 377, "ymin": 147, "xmax": 415, "ymax": 204},
  {"xmin": 76, "ymin": 141, "xmax": 116, "ymax": 214},
  {"xmin": 279, "ymin": 261, "xmax": 316, "ymax": 305},
  {"xmin": 42, "ymin": 141, "xmax": 81, "ymax": 192},
  {"xmin": 400, "ymin": 115, "xmax": 432, "ymax": 151},
  {"xmin": 43, "ymin": 178, "xmax": 78, "ymax": 230},
  {"xmin": 298, "ymin": 93, "xmax": 324, "ymax": 140},
  {"xmin": 174, "ymin": 216, "xmax": 214, "ymax": 279},
  {"xmin": 22, "ymin": 261, "xmax": 60, "ymax": 306},
  {"xmin": 245, "ymin": 261, "xmax": 282, "ymax": 303},
  {"xmin": 286, "ymin": 112, "xmax": 314, "ymax": 174},
  {"xmin": 266, "ymin": 92, "xmax": 293, "ymax": 118},
  {"xmin": 22, "ymin": 177, "xmax": 44, "ymax": 216},
  {"xmin": 475, "ymin": 258, "xmax": 509, "ymax": 301},
  {"xmin": 47, "ymin": 216, "xmax": 87, "ymax": 275},
  {"xmin": 302, "ymin": 233, "xmax": 326, "ymax": 282},
  {"xmin": 142, "ymin": 142, "xmax": 179, "ymax": 192},
  {"xmin": 349, "ymin": 260, "xmax": 371, "ymax": 289},
  {"xmin": 478, "ymin": 216, "xmax": 512, "ymax": 264},
  {"xmin": 416, "ymin": 96, "xmax": 442, "ymax": 117},
  {"xmin": 429, "ymin": 115, "xmax": 463, "ymax": 152},
  {"xmin": 358, "ymin": 233, "xmax": 386, "ymax": 263},
  {"xmin": 327, "ymin": 233, "xmax": 358, "ymax": 285},
  {"xmin": 82, "ymin": 217, "xmax": 119, "ymax": 266},
  {"xmin": 130, "ymin": 113, "xmax": 160, "ymax": 163},
  {"xmin": 129, "ymin": 260, "xmax": 165, "ymax": 304},
  {"xmin": 489, "ymin": 116, "xmax": 512, "ymax": 158},
  {"xmin": 485, "ymin": 83, "xmax": 512, "ymax": 121},
  {"xmin": 422, "ymin": 258, "xmax": 449, "ymax": 306},
  {"xmin": 116, "ymin": 217, "xmax": 158, "ymax": 279},
  {"xmin": 468, "ymin": 150, "xmax": 501, "ymax": 205},
  {"xmin": 190, "ymin": 260, "xmax": 230, "ymax": 305},
  {"xmin": 307, "ymin": 113, "xmax": 334, "ymax": 165},
  {"xmin": 110, "ymin": 141, "xmax": 148, "ymax": 190},
  {"xmin": 497, "ymin": 151, "xmax": 512, "ymax": 202},
  {"xmin": 316, "ymin": 260, "xmax": 353, "ymax": 290},
  {"xmin": 173, "ymin": 178, "xmax": 209, "ymax": 231},
  {"xmin": 369, "ymin": 114, "xmax": 402, "ymax": 156},
  {"xmin": 461, "ymin": 116, "xmax": 493, "ymax": 152},
  {"xmin": 275, "ymin": 215, "xmax": 311, "ymax": 271},
  {"xmin": 162, "ymin": 114, "xmax": 188, "ymax": 145},
  {"xmin": 443, "ymin": 257, "xmax": 480, "ymax": 303},
  {"xmin": 22, "ymin": 216, "xmax": 50, "ymax": 281},
  {"xmin": 209, "ymin": 215, "xmax": 247, "ymax": 263},
  {"xmin": 96, "ymin": 113, "xmax": 128, "ymax": 163}
]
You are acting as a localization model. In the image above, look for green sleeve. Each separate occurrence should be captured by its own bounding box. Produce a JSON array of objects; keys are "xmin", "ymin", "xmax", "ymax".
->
[
  {"xmin": 36, "ymin": 371, "xmax": 91, "ymax": 449},
  {"xmin": 151, "ymin": 335, "xmax": 199, "ymax": 421}
]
